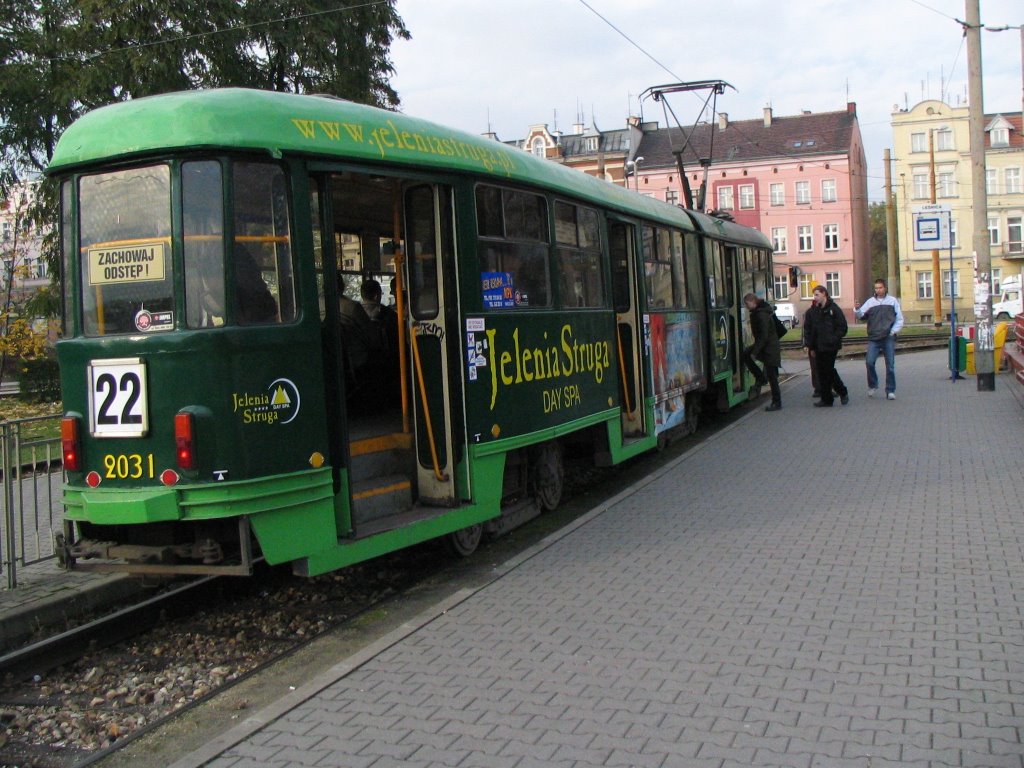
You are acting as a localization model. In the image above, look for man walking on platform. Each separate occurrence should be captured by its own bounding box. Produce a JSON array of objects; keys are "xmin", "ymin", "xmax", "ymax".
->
[
  {"xmin": 805, "ymin": 285, "xmax": 849, "ymax": 408},
  {"xmin": 742, "ymin": 293, "xmax": 782, "ymax": 412},
  {"xmin": 855, "ymin": 279, "xmax": 904, "ymax": 400}
]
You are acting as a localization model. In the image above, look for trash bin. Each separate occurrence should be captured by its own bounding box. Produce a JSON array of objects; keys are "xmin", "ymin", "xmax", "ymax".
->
[{"xmin": 950, "ymin": 336, "xmax": 968, "ymax": 372}]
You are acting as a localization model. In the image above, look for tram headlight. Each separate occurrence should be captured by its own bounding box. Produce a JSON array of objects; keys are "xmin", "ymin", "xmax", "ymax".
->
[
  {"xmin": 61, "ymin": 416, "xmax": 82, "ymax": 472},
  {"xmin": 174, "ymin": 412, "xmax": 196, "ymax": 470}
]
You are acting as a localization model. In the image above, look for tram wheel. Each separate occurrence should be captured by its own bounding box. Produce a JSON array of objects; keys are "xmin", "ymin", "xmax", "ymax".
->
[
  {"xmin": 445, "ymin": 524, "xmax": 483, "ymax": 557},
  {"xmin": 532, "ymin": 440, "xmax": 564, "ymax": 512}
]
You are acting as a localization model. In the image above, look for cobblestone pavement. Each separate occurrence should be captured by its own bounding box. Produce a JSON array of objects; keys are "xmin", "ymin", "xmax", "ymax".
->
[{"xmin": 162, "ymin": 350, "xmax": 1024, "ymax": 768}]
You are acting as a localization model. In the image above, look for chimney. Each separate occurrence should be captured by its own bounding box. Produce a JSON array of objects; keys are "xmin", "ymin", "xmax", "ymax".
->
[
  {"xmin": 763, "ymin": 107, "xmax": 773, "ymax": 127},
  {"xmin": 718, "ymin": 112, "xmax": 728, "ymax": 131},
  {"xmin": 573, "ymin": 122, "xmax": 585, "ymax": 135},
  {"xmin": 847, "ymin": 101, "xmax": 857, "ymax": 114}
]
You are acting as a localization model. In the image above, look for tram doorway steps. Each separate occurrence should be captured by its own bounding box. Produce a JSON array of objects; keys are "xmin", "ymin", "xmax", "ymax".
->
[
  {"xmin": 351, "ymin": 473, "xmax": 413, "ymax": 525},
  {"xmin": 348, "ymin": 432, "xmax": 414, "ymax": 481}
]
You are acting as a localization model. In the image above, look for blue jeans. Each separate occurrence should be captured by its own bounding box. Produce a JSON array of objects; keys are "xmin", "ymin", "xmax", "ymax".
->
[{"xmin": 865, "ymin": 335, "xmax": 896, "ymax": 393}]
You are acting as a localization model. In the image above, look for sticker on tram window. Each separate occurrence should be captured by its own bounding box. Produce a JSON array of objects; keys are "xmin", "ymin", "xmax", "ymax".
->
[
  {"xmin": 87, "ymin": 241, "xmax": 166, "ymax": 286},
  {"xmin": 482, "ymin": 272, "xmax": 515, "ymax": 309},
  {"xmin": 88, "ymin": 359, "xmax": 149, "ymax": 437}
]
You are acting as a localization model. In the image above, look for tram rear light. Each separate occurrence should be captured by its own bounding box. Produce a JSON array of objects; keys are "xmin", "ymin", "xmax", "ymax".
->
[
  {"xmin": 61, "ymin": 417, "xmax": 81, "ymax": 472},
  {"xmin": 175, "ymin": 412, "xmax": 196, "ymax": 470}
]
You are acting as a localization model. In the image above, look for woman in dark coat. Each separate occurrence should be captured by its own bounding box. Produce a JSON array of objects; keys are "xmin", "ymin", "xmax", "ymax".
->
[
  {"xmin": 742, "ymin": 293, "xmax": 782, "ymax": 411},
  {"xmin": 804, "ymin": 285, "xmax": 849, "ymax": 407}
]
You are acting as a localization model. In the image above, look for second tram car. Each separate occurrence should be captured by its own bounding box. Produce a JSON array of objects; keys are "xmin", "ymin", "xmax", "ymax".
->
[{"xmin": 49, "ymin": 88, "xmax": 775, "ymax": 576}]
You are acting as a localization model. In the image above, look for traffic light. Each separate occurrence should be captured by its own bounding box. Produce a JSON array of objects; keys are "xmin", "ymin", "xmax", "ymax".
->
[{"xmin": 788, "ymin": 266, "xmax": 800, "ymax": 288}]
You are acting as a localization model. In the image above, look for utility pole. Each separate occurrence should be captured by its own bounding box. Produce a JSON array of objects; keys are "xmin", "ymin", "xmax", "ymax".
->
[
  {"xmin": 884, "ymin": 149, "xmax": 899, "ymax": 295},
  {"xmin": 929, "ymin": 131, "xmax": 941, "ymax": 326},
  {"xmin": 966, "ymin": 0, "xmax": 995, "ymax": 390}
]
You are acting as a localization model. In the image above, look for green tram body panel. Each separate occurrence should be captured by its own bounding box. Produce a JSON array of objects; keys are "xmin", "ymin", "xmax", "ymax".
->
[{"xmin": 48, "ymin": 88, "xmax": 773, "ymax": 577}]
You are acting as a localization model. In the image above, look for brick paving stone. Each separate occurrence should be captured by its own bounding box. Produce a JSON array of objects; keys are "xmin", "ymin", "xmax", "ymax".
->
[{"xmin": 158, "ymin": 352, "xmax": 1024, "ymax": 768}]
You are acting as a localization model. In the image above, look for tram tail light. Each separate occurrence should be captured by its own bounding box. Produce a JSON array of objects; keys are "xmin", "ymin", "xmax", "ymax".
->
[
  {"xmin": 61, "ymin": 417, "xmax": 81, "ymax": 471},
  {"xmin": 175, "ymin": 412, "xmax": 196, "ymax": 470}
]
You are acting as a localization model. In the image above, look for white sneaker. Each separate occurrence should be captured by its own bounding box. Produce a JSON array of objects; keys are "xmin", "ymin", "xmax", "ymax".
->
[
  {"xmin": 886, "ymin": 392, "xmax": 896, "ymax": 400},
  {"xmin": 867, "ymin": 388, "xmax": 877, "ymax": 398}
]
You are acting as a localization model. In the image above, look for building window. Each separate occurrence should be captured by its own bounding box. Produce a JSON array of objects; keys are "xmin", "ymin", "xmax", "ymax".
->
[
  {"xmin": 1, "ymin": 221, "xmax": 9, "ymax": 241},
  {"xmin": 992, "ymin": 267, "xmax": 1002, "ymax": 293},
  {"xmin": 917, "ymin": 271, "xmax": 933, "ymax": 300},
  {"xmin": 739, "ymin": 184, "xmax": 754, "ymax": 209},
  {"xmin": 935, "ymin": 127, "xmax": 954, "ymax": 151},
  {"xmin": 911, "ymin": 132, "xmax": 927, "ymax": 152},
  {"xmin": 823, "ymin": 224, "xmax": 839, "ymax": 251},
  {"xmin": 988, "ymin": 216, "xmax": 1000, "ymax": 246},
  {"xmin": 991, "ymin": 127, "xmax": 1009, "ymax": 147},
  {"xmin": 769, "ymin": 183, "xmax": 784, "ymax": 206},
  {"xmin": 771, "ymin": 227, "xmax": 787, "ymax": 253},
  {"xmin": 795, "ymin": 180, "xmax": 810, "ymax": 204},
  {"xmin": 821, "ymin": 179, "xmax": 837, "ymax": 203},
  {"xmin": 1006, "ymin": 168, "xmax": 1022, "ymax": 194},
  {"xmin": 912, "ymin": 172, "xmax": 929, "ymax": 199},
  {"xmin": 799, "ymin": 273, "xmax": 816, "ymax": 300},
  {"xmin": 797, "ymin": 225, "xmax": 813, "ymax": 252},
  {"xmin": 942, "ymin": 269, "xmax": 959, "ymax": 298},
  {"xmin": 1009, "ymin": 216, "xmax": 1022, "ymax": 253},
  {"xmin": 531, "ymin": 137, "xmax": 546, "ymax": 158},
  {"xmin": 949, "ymin": 219, "xmax": 958, "ymax": 248},
  {"xmin": 774, "ymin": 273, "xmax": 789, "ymax": 299},
  {"xmin": 937, "ymin": 171, "xmax": 957, "ymax": 198},
  {"xmin": 717, "ymin": 186, "xmax": 734, "ymax": 210},
  {"xmin": 665, "ymin": 189, "xmax": 679, "ymax": 205},
  {"xmin": 986, "ymin": 168, "xmax": 998, "ymax": 195},
  {"xmin": 585, "ymin": 136, "xmax": 598, "ymax": 152},
  {"xmin": 825, "ymin": 272, "xmax": 841, "ymax": 297}
]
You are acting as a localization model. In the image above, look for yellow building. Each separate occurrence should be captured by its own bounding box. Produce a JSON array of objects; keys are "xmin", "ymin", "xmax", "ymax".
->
[{"xmin": 891, "ymin": 100, "xmax": 1024, "ymax": 324}]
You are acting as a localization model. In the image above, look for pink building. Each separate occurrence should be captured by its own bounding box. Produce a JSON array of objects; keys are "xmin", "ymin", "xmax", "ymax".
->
[{"xmin": 633, "ymin": 105, "xmax": 871, "ymax": 320}]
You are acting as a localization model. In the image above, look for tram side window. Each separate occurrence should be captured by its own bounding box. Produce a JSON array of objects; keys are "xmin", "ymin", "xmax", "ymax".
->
[
  {"xmin": 405, "ymin": 185, "xmax": 440, "ymax": 319},
  {"xmin": 670, "ymin": 230, "xmax": 690, "ymax": 309},
  {"xmin": 78, "ymin": 165, "xmax": 173, "ymax": 336},
  {"xmin": 642, "ymin": 225, "xmax": 672, "ymax": 309},
  {"xmin": 183, "ymin": 161, "xmax": 226, "ymax": 328},
  {"xmin": 232, "ymin": 163, "xmax": 296, "ymax": 324},
  {"xmin": 554, "ymin": 201, "xmax": 604, "ymax": 308},
  {"xmin": 476, "ymin": 185, "xmax": 550, "ymax": 308},
  {"xmin": 684, "ymin": 232, "xmax": 703, "ymax": 308},
  {"xmin": 704, "ymin": 240, "xmax": 728, "ymax": 308}
]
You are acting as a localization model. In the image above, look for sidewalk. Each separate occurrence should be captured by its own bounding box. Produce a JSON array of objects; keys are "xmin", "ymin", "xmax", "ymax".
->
[{"xmin": 163, "ymin": 348, "xmax": 1024, "ymax": 768}]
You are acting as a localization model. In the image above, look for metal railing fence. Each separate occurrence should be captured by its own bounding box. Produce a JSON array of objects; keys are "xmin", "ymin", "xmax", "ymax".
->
[{"xmin": 0, "ymin": 414, "xmax": 63, "ymax": 589}]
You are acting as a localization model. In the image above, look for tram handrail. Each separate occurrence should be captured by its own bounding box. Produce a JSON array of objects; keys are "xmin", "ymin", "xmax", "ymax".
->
[
  {"xmin": 615, "ymin": 326, "xmax": 635, "ymax": 418},
  {"xmin": 409, "ymin": 323, "xmax": 449, "ymax": 483}
]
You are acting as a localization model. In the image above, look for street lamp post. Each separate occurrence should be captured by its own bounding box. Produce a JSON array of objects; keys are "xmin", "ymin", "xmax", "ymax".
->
[{"xmin": 625, "ymin": 156, "xmax": 644, "ymax": 192}]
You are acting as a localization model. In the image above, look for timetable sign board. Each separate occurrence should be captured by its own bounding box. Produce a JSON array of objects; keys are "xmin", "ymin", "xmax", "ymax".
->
[{"xmin": 912, "ymin": 204, "xmax": 951, "ymax": 251}]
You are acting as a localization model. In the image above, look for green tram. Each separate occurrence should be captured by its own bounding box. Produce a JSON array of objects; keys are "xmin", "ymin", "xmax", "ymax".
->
[{"xmin": 48, "ymin": 88, "xmax": 774, "ymax": 577}]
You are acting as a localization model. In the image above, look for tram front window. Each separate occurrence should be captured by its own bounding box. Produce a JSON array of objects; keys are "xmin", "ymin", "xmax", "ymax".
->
[{"xmin": 79, "ymin": 165, "xmax": 173, "ymax": 336}]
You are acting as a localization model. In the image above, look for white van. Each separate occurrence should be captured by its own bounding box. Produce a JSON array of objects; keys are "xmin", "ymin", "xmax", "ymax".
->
[
  {"xmin": 994, "ymin": 276, "xmax": 1022, "ymax": 320},
  {"xmin": 774, "ymin": 302, "xmax": 797, "ymax": 328}
]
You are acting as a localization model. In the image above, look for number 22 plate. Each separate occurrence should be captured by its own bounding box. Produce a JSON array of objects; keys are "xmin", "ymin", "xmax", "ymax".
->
[{"xmin": 88, "ymin": 358, "xmax": 149, "ymax": 437}]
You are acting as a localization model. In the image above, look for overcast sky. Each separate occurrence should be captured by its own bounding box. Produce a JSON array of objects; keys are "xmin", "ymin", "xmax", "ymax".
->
[{"xmin": 390, "ymin": 0, "xmax": 1022, "ymax": 202}]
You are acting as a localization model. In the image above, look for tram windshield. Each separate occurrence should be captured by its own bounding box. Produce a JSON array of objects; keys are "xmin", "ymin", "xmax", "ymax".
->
[{"xmin": 76, "ymin": 161, "xmax": 296, "ymax": 336}]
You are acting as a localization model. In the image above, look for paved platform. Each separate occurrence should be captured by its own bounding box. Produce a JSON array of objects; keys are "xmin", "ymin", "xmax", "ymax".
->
[{"xmin": 156, "ymin": 348, "xmax": 1023, "ymax": 768}]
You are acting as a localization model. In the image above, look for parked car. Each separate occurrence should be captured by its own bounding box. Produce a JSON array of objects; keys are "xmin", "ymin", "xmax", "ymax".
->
[{"xmin": 774, "ymin": 302, "xmax": 797, "ymax": 328}]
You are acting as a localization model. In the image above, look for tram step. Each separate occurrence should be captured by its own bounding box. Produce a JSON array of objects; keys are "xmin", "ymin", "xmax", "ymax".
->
[
  {"xmin": 348, "ymin": 432, "xmax": 414, "ymax": 482},
  {"xmin": 351, "ymin": 473, "xmax": 413, "ymax": 524}
]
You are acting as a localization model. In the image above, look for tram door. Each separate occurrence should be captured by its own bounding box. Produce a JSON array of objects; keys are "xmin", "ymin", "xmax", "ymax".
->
[
  {"xmin": 703, "ymin": 240, "xmax": 742, "ymax": 394},
  {"xmin": 609, "ymin": 220, "xmax": 646, "ymax": 438},
  {"xmin": 404, "ymin": 185, "xmax": 458, "ymax": 504}
]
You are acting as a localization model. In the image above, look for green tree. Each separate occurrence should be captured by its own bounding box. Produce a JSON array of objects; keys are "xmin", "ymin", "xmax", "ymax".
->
[{"xmin": 0, "ymin": 0, "xmax": 409, "ymax": 306}]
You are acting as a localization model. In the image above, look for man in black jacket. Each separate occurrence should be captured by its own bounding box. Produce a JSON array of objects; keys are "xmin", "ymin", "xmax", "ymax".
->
[
  {"xmin": 742, "ymin": 293, "xmax": 782, "ymax": 411},
  {"xmin": 805, "ymin": 285, "xmax": 849, "ymax": 407}
]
